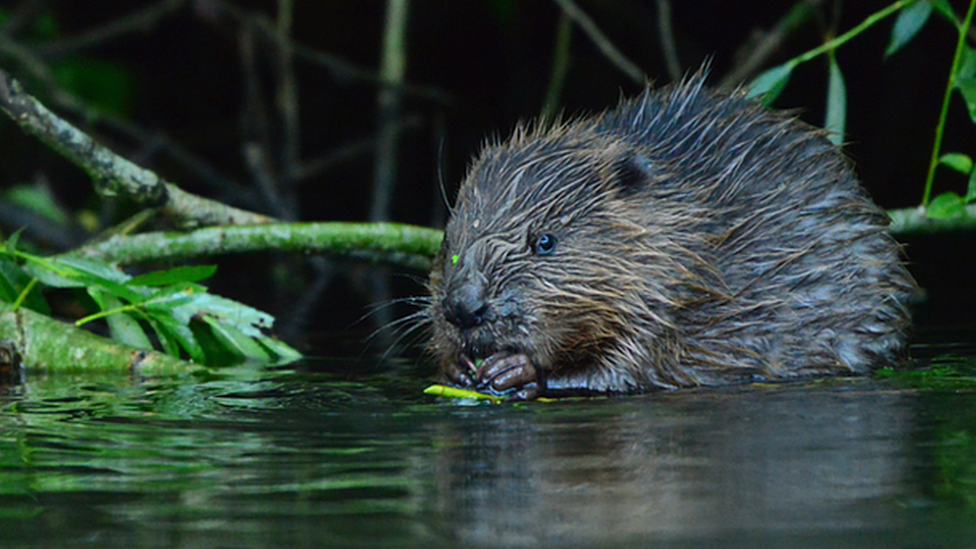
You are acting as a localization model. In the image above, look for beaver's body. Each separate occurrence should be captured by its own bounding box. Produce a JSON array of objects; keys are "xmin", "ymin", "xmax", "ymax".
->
[{"xmin": 427, "ymin": 76, "xmax": 915, "ymax": 400}]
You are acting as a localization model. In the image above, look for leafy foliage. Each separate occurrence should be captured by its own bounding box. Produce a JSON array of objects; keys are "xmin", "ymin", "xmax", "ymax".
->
[
  {"xmin": 0, "ymin": 235, "xmax": 301, "ymax": 366},
  {"xmin": 747, "ymin": 0, "xmax": 976, "ymax": 219},
  {"xmin": 885, "ymin": 0, "xmax": 932, "ymax": 57}
]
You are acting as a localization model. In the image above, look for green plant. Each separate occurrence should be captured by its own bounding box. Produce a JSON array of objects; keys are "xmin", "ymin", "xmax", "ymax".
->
[
  {"xmin": 0, "ymin": 231, "xmax": 300, "ymax": 366},
  {"xmin": 748, "ymin": 0, "xmax": 976, "ymax": 220}
]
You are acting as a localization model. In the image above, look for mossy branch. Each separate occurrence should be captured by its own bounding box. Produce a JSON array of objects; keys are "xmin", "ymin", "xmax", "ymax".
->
[
  {"xmin": 71, "ymin": 222, "xmax": 444, "ymax": 269},
  {"xmin": 0, "ymin": 299, "xmax": 200, "ymax": 375},
  {"xmin": 63, "ymin": 207, "xmax": 966, "ymax": 261},
  {"xmin": 887, "ymin": 204, "xmax": 976, "ymax": 236}
]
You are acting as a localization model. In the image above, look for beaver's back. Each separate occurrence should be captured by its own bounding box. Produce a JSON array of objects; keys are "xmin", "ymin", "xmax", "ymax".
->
[{"xmin": 598, "ymin": 80, "xmax": 914, "ymax": 381}]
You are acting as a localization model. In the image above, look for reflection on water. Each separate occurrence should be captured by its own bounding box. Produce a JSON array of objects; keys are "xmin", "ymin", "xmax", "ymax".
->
[
  {"xmin": 424, "ymin": 385, "xmax": 914, "ymax": 546},
  {"xmin": 0, "ymin": 361, "xmax": 975, "ymax": 548}
]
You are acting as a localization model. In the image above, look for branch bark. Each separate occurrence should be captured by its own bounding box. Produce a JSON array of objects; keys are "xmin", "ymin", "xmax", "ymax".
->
[
  {"xmin": 888, "ymin": 204, "xmax": 976, "ymax": 236},
  {"xmin": 70, "ymin": 222, "xmax": 443, "ymax": 270},
  {"xmin": 0, "ymin": 300, "xmax": 200, "ymax": 375}
]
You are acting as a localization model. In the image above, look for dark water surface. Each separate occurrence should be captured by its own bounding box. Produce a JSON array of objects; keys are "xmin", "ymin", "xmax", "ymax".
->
[{"xmin": 2, "ymin": 345, "xmax": 976, "ymax": 548}]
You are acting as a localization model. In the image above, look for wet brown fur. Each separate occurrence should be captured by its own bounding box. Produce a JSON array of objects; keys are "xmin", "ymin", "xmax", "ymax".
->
[{"xmin": 426, "ymin": 75, "xmax": 916, "ymax": 396}]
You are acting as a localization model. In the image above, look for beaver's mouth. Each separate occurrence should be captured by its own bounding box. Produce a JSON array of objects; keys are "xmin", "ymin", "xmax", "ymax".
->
[
  {"xmin": 458, "ymin": 335, "xmax": 498, "ymax": 363},
  {"xmin": 459, "ymin": 345, "xmax": 522, "ymax": 371},
  {"xmin": 458, "ymin": 354, "xmax": 479, "ymax": 377},
  {"xmin": 459, "ymin": 348, "xmax": 491, "ymax": 368}
]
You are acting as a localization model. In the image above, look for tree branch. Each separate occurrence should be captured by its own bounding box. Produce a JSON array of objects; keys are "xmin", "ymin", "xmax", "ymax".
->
[
  {"xmin": 70, "ymin": 222, "xmax": 443, "ymax": 271},
  {"xmin": 0, "ymin": 300, "xmax": 199, "ymax": 375},
  {"xmin": 36, "ymin": 0, "xmax": 187, "ymax": 57},
  {"xmin": 0, "ymin": 68, "xmax": 271, "ymax": 227},
  {"xmin": 888, "ymin": 204, "xmax": 976, "ymax": 236},
  {"xmin": 551, "ymin": 0, "xmax": 644, "ymax": 85},
  {"xmin": 720, "ymin": 0, "xmax": 827, "ymax": 88}
]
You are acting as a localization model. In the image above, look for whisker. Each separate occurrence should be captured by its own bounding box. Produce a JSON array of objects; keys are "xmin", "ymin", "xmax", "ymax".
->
[
  {"xmin": 436, "ymin": 135, "xmax": 454, "ymax": 217},
  {"xmin": 354, "ymin": 295, "xmax": 432, "ymax": 328},
  {"xmin": 363, "ymin": 309, "xmax": 432, "ymax": 360}
]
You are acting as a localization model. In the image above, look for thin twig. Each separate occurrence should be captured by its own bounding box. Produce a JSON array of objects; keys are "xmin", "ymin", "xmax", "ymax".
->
[
  {"xmin": 655, "ymin": 0, "xmax": 681, "ymax": 81},
  {"xmin": 720, "ymin": 0, "xmax": 826, "ymax": 88},
  {"xmin": 370, "ymin": 0, "xmax": 410, "ymax": 222},
  {"xmin": 238, "ymin": 19, "xmax": 287, "ymax": 219},
  {"xmin": 244, "ymin": 143, "xmax": 289, "ymax": 218},
  {"xmin": 36, "ymin": 0, "xmax": 186, "ymax": 56},
  {"xmin": 542, "ymin": 11, "xmax": 573, "ymax": 120},
  {"xmin": 300, "ymin": 115, "xmax": 422, "ymax": 181},
  {"xmin": 200, "ymin": 0, "xmax": 452, "ymax": 104},
  {"xmin": 551, "ymin": 0, "xmax": 644, "ymax": 85},
  {"xmin": 276, "ymin": 0, "xmax": 302, "ymax": 202}
]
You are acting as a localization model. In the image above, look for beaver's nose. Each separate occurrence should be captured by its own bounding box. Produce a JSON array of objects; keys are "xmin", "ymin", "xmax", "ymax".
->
[{"xmin": 444, "ymin": 278, "xmax": 488, "ymax": 330}]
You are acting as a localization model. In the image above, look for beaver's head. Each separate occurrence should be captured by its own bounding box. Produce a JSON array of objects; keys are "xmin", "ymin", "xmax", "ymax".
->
[{"xmin": 427, "ymin": 121, "xmax": 690, "ymax": 383}]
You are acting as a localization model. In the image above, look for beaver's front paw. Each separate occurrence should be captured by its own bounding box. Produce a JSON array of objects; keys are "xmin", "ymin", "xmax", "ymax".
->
[
  {"xmin": 443, "ymin": 355, "xmax": 478, "ymax": 388},
  {"xmin": 476, "ymin": 354, "xmax": 539, "ymax": 400}
]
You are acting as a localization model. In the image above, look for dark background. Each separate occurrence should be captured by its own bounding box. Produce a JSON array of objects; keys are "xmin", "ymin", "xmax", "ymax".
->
[{"xmin": 0, "ymin": 0, "xmax": 972, "ymax": 352}]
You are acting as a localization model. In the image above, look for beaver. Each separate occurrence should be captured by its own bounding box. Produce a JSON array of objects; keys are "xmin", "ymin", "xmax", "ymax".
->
[{"xmin": 426, "ymin": 74, "xmax": 916, "ymax": 400}]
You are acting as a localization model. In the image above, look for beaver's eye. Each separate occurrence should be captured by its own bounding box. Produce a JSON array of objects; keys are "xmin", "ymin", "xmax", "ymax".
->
[{"xmin": 534, "ymin": 233, "xmax": 558, "ymax": 256}]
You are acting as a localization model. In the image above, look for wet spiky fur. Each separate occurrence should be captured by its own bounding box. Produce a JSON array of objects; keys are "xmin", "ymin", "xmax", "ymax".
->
[{"xmin": 427, "ymin": 75, "xmax": 915, "ymax": 394}]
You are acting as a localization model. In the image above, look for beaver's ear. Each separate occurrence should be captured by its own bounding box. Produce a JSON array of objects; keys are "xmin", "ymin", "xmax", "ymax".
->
[{"xmin": 612, "ymin": 152, "xmax": 654, "ymax": 197}]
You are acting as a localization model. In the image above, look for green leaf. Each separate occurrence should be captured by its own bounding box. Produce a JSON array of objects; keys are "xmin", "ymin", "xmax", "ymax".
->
[
  {"xmin": 967, "ymin": 170, "xmax": 976, "ymax": 204},
  {"xmin": 939, "ymin": 152, "xmax": 975, "ymax": 174},
  {"xmin": 955, "ymin": 77, "xmax": 976, "ymax": 123},
  {"xmin": 144, "ymin": 285, "xmax": 206, "ymax": 325},
  {"xmin": 21, "ymin": 255, "xmax": 136, "ymax": 299},
  {"xmin": 0, "ymin": 257, "xmax": 49, "ymax": 314},
  {"xmin": 140, "ymin": 283, "xmax": 299, "ymax": 363},
  {"xmin": 201, "ymin": 316, "xmax": 271, "ymax": 361},
  {"xmin": 53, "ymin": 256, "xmax": 131, "ymax": 283},
  {"xmin": 930, "ymin": 0, "xmax": 957, "ymax": 22},
  {"xmin": 142, "ymin": 283, "xmax": 198, "ymax": 306},
  {"xmin": 171, "ymin": 293, "xmax": 274, "ymax": 339},
  {"xmin": 3, "ymin": 228, "xmax": 24, "ymax": 255},
  {"xmin": 926, "ymin": 192, "xmax": 966, "ymax": 219},
  {"xmin": 150, "ymin": 312, "xmax": 204, "ymax": 362},
  {"xmin": 254, "ymin": 334, "xmax": 303, "ymax": 361},
  {"xmin": 825, "ymin": 54, "xmax": 847, "ymax": 145},
  {"xmin": 22, "ymin": 261, "xmax": 84, "ymax": 289},
  {"xmin": 958, "ymin": 45, "xmax": 976, "ymax": 80},
  {"xmin": 885, "ymin": 0, "xmax": 932, "ymax": 57},
  {"xmin": 747, "ymin": 63, "xmax": 794, "ymax": 105},
  {"xmin": 0, "ymin": 248, "xmax": 296, "ymax": 365},
  {"xmin": 143, "ymin": 316, "xmax": 181, "ymax": 358},
  {"xmin": 4, "ymin": 184, "xmax": 70, "ymax": 225},
  {"xmin": 0, "ymin": 260, "xmax": 21, "ymax": 303},
  {"xmin": 127, "ymin": 265, "xmax": 217, "ymax": 287},
  {"xmin": 424, "ymin": 384, "xmax": 502, "ymax": 402},
  {"xmin": 88, "ymin": 287, "xmax": 152, "ymax": 350}
]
